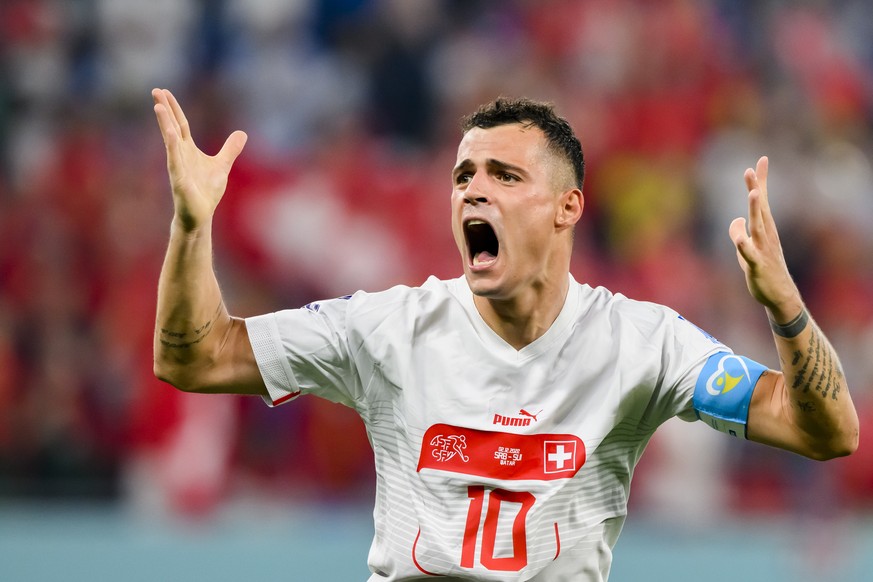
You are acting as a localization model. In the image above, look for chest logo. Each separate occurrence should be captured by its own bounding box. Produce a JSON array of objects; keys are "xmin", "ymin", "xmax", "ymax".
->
[
  {"xmin": 429, "ymin": 434, "xmax": 470, "ymax": 463},
  {"xmin": 492, "ymin": 409, "xmax": 543, "ymax": 427}
]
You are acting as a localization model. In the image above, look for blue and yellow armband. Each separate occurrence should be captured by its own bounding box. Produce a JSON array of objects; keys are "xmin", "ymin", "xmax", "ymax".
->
[{"xmin": 693, "ymin": 352, "xmax": 768, "ymax": 439}]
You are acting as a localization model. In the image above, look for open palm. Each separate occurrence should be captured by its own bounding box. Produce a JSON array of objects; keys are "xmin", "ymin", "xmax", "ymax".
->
[
  {"xmin": 152, "ymin": 88, "xmax": 247, "ymax": 232},
  {"xmin": 728, "ymin": 156, "xmax": 801, "ymax": 318}
]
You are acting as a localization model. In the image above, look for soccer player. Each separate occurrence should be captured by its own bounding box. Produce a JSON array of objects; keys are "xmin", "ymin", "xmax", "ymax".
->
[{"xmin": 151, "ymin": 88, "xmax": 858, "ymax": 581}]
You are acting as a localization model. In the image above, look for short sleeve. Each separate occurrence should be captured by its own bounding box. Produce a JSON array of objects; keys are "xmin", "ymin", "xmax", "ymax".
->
[
  {"xmin": 660, "ymin": 314, "xmax": 768, "ymax": 439},
  {"xmin": 245, "ymin": 296, "xmax": 362, "ymax": 408},
  {"xmin": 655, "ymin": 314, "xmax": 728, "ymax": 424}
]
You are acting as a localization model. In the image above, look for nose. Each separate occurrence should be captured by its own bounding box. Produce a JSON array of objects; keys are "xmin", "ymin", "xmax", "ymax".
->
[{"xmin": 463, "ymin": 172, "xmax": 490, "ymax": 205}]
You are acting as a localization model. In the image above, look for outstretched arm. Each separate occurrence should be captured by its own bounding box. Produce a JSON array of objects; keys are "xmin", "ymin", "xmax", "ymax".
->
[
  {"xmin": 152, "ymin": 88, "xmax": 265, "ymax": 396},
  {"xmin": 729, "ymin": 156, "xmax": 858, "ymax": 460}
]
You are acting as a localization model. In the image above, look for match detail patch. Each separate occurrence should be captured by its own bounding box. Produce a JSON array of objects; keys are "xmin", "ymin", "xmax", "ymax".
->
[
  {"xmin": 417, "ymin": 424, "xmax": 585, "ymax": 481},
  {"xmin": 693, "ymin": 352, "xmax": 767, "ymax": 439}
]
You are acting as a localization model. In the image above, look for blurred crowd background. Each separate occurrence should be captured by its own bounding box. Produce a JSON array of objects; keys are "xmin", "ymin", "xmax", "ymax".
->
[{"xmin": 2, "ymin": 0, "xmax": 873, "ymax": 532}]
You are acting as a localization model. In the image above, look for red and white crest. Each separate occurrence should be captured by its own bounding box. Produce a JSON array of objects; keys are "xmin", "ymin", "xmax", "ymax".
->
[
  {"xmin": 543, "ymin": 441, "xmax": 577, "ymax": 474},
  {"xmin": 429, "ymin": 434, "xmax": 470, "ymax": 463}
]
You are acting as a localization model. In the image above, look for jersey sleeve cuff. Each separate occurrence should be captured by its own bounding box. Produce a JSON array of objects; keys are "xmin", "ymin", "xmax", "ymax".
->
[{"xmin": 245, "ymin": 313, "xmax": 302, "ymax": 407}]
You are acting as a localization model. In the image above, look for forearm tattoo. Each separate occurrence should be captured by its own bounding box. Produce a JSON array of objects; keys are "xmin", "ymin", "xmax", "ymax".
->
[
  {"xmin": 159, "ymin": 302, "xmax": 222, "ymax": 349},
  {"xmin": 789, "ymin": 325, "xmax": 844, "ymax": 404}
]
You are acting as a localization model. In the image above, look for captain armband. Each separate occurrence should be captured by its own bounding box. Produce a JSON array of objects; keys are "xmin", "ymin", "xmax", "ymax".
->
[{"xmin": 692, "ymin": 352, "xmax": 768, "ymax": 439}]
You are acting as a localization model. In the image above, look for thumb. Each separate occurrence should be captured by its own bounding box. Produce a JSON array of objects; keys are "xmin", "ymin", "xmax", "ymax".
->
[
  {"xmin": 728, "ymin": 216, "xmax": 747, "ymax": 247},
  {"xmin": 729, "ymin": 216, "xmax": 756, "ymax": 263},
  {"xmin": 216, "ymin": 130, "xmax": 248, "ymax": 169}
]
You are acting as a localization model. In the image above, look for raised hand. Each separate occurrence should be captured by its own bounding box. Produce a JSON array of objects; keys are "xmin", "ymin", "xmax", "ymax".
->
[
  {"xmin": 152, "ymin": 88, "xmax": 247, "ymax": 232},
  {"xmin": 728, "ymin": 156, "xmax": 803, "ymax": 322},
  {"xmin": 151, "ymin": 88, "xmax": 265, "ymax": 396}
]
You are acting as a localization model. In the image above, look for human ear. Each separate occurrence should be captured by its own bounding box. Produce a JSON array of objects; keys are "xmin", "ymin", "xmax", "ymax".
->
[{"xmin": 555, "ymin": 188, "xmax": 583, "ymax": 229}]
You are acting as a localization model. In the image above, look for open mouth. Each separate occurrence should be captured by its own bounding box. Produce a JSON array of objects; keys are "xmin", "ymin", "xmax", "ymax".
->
[{"xmin": 465, "ymin": 219, "xmax": 499, "ymax": 267}]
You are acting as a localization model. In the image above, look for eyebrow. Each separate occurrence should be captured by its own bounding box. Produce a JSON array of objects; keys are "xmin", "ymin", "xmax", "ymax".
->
[{"xmin": 452, "ymin": 158, "xmax": 530, "ymax": 179}]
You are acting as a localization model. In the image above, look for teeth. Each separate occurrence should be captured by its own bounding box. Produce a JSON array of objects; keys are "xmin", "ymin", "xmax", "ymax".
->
[{"xmin": 467, "ymin": 219, "xmax": 485, "ymax": 226}]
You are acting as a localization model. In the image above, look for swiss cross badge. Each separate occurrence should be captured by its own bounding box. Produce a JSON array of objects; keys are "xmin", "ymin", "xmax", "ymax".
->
[{"xmin": 543, "ymin": 440, "xmax": 576, "ymax": 474}]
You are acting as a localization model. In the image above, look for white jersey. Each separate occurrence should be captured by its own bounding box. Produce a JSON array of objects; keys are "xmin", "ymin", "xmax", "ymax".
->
[{"xmin": 245, "ymin": 275, "xmax": 727, "ymax": 581}]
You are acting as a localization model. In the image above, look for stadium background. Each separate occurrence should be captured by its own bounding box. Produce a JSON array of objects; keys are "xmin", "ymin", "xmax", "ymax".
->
[{"xmin": 2, "ymin": 0, "xmax": 873, "ymax": 580}]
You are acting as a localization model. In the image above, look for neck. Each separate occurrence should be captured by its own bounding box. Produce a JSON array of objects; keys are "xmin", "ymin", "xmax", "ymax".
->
[{"xmin": 472, "ymin": 274, "xmax": 570, "ymax": 350}]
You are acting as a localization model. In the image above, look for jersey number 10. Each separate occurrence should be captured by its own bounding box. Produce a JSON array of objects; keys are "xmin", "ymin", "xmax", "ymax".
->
[{"xmin": 460, "ymin": 486, "xmax": 536, "ymax": 571}]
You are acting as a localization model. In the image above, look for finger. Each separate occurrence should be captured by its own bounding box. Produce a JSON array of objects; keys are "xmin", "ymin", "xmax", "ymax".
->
[
  {"xmin": 152, "ymin": 88, "xmax": 170, "ymax": 141},
  {"xmin": 152, "ymin": 90, "xmax": 190, "ymax": 194},
  {"xmin": 216, "ymin": 130, "xmax": 248, "ymax": 170},
  {"xmin": 755, "ymin": 155, "xmax": 774, "ymax": 215},
  {"xmin": 754, "ymin": 156, "xmax": 780, "ymax": 241},
  {"xmin": 743, "ymin": 163, "xmax": 767, "ymax": 243},
  {"xmin": 729, "ymin": 216, "xmax": 756, "ymax": 264},
  {"xmin": 744, "ymin": 167, "xmax": 757, "ymax": 194},
  {"xmin": 729, "ymin": 216, "xmax": 748, "ymax": 247},
  {"xmin": 162, "ymin": 89, "xmax": 191, "ymax": 140},
  {"xmin": 152, "ymin": 100, "xmax": 179, "ymax": 150},
  {"xmin": 153, "ymin": 89, "xmax": 181, "ymax": 137},
  {"xmin": 743, "ymin": 167, "xmax": 765, "ymax": 238},
  {"xmin": 152, "ymin": 100, "xmax": 184, "ymax": 180},
  {"xmin": 755, "ymin": 156, "xmax": 769, "ymax": 194},
  {"xmin": 747, "ymin": 188, "xmax": 767, "ymax": 242}
]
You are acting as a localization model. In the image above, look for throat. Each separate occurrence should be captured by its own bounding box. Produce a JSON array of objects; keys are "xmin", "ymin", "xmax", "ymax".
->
[{"xmin": 472, "ymin": 284, "xmax": 569, "ymax": 351}]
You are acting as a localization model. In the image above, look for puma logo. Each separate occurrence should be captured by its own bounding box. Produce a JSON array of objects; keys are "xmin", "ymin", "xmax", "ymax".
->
[
  {"xmin": 492, "ymin": 408, "xmax": 543, "ymax": 427},
  {"xmin": 519, "ymin": 409, "xmax": 542, "ymax": 422}
]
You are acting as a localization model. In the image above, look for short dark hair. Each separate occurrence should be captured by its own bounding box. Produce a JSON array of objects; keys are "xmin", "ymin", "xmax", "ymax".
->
[{"xmin": 461, "ymin": 97, "xmax": 584, "ymax": 190}]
